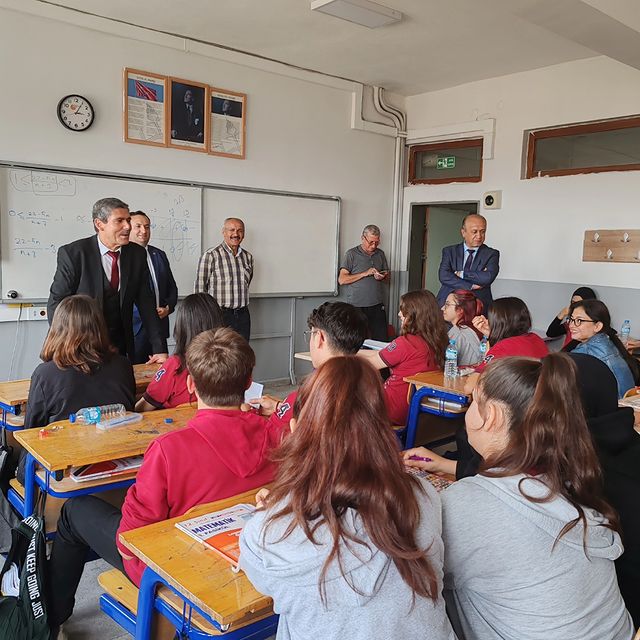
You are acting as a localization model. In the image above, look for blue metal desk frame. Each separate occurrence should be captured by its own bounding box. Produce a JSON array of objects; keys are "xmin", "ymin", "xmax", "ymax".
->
[
  {"xmin": 0, "ymin": 400, "xmax": 23, "ymax": 432},
  {"xmin": 100, "ymin": 566, "xmax": 278, "ymax": 640},
  {"xmin": 7, "ymin": 452, "xmax": 136, "ymax": 517},
  {"xmin": 401, "ymin": 385, "xmax": 470, "ymax": 449}
]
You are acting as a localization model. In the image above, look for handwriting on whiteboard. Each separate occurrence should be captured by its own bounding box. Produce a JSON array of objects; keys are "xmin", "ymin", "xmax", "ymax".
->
[
  {"xmin": 8, "ymin": 209, "xmax": 64, "ymax": 226},
  {"xmin": 10, "ymin": 170, "xmax": 77, "ymax": 196}
]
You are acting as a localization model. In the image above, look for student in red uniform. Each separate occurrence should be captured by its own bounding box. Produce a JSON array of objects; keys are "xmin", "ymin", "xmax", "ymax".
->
[
  {"xmin": 250, "ymin": 302, "xmax": 368, "ymax": 433},
  {"xmin": 408, "ymin": 297, "xmax": 549, "ymax": 479},
  {"xmin": 48, "ymin": 328, "xmax": 280, "ymax": 635},
  {"xmin": 359, "ymin": 290, "xmax": 449, "ymax": 425},
  {"xmin": 472, "ymin": 297, "xmax": 548, "ymax": 374},
  {"xmin": 136, "ymin": 292, "xmax": 223, "ymax": 411}
]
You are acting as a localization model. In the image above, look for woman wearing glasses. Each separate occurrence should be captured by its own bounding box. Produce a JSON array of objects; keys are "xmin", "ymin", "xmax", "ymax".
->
[
  {"xmin": 546, "ymin": 286, "xmax": 597, "ymax": 348},
  {"xmin": 566, "ymin": 299, "xmax": 637, "ymax": 398},
  {"xmin": 441, "ymin": 290, "xmax": 484, "ymax": 365}
]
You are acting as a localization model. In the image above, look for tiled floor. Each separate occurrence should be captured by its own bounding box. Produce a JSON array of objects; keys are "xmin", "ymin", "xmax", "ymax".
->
[{"xmin": 61, "ymin": 380, "xmax": 296, "ymax": 639}]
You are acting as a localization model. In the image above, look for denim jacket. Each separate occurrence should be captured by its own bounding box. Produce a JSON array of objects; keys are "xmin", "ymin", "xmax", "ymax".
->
[{"xmin": 573, "ymin": 333, "xmax": 635, "ymax": 398}]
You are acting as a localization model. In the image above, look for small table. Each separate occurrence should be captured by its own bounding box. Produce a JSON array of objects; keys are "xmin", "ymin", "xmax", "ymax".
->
[
  {"xmin": 12, "ymin": 406, "xmax": 196, "ymax": 516},
  {"xmin": 0, "ymin": 363, "xmax": 160, "ymax": 431},
  {"xmin": 401, "ymin": 371, "xmax": 472, "ymax": 449},
  {"xmin": 119, "ymin": 489, "xmax": 277, "ymax": 640}
]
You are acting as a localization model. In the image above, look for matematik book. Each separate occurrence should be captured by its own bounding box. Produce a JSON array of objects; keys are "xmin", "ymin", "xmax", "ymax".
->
[{"xmin": 175, "ymin": 503, "xmax": 256, "ymax": 568}]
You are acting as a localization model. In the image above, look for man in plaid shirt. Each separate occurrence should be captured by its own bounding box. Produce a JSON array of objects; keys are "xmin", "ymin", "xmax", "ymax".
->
[{"xmin": 195, "ymin": 218, "xmax": 253, "ymax": 340}]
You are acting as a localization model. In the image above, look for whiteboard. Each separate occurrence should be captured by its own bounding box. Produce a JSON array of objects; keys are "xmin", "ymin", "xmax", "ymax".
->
[
  {"xmin": 0, "ymin": 168, "xmax": 201, "ymax": 300},
  {"xmin": 203, "ymin": 188, "xmax": 339, "ymax": 296}
]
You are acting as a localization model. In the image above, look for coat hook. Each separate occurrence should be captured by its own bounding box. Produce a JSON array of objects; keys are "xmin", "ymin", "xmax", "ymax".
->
[
  {"xmin": 606, "ymin": 249, "xmax": 613, "ymax": 260},
  {"xmin": 592, "ymin": 232, "xmax": 600, "ymax": 243},
  {"xmin": 622, "ymin": 232, "xmax": 630, "ymax": 243}
]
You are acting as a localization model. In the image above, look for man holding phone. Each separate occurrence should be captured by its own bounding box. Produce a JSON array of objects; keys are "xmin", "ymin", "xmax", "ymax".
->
[{"xmin": 338, "ymin": 224, "xmax": 390, "ymax": 341}]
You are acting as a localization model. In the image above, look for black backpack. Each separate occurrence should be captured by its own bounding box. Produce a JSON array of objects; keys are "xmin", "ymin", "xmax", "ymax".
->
[{"xmin": 0, "ymin": 512, "xmax": 50, "ymax": 640}]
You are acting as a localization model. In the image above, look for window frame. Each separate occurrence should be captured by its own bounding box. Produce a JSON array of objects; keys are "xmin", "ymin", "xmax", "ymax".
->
[
  {"xmin": 408, "ymin": 138, "xmax": 483, "ymax": 185},
  {"xmin": 525, "ymin": 115, "xmax": 640, "ymax": 179}
]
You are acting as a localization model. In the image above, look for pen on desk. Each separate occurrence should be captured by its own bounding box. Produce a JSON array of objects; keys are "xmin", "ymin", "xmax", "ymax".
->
[{"xmin": 408, "ymin": 454, "xmax": 432, "ymax": 462}]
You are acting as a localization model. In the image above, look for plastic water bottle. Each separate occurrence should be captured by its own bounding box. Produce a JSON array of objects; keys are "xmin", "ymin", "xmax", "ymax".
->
[
  {"xmin": 444, "ymin": 339, "xmax": 458, "ymax": 379},
  {"xmin": 69, "ymin": 403, "xmax": 126, "ymax": 425},
  {"xmin": 478, "ymin": 336, "xmax": 489, "ymax": 361},
  {"xmin": 620, "ymin": 320, "xmax": 631, "ymax": 347}
]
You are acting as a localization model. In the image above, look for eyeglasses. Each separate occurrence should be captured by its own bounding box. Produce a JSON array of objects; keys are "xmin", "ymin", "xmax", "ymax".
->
[
  {"xmin": 361, "ymin": 236, "xmax": 380, "ymax": 247},
  {"xmin": 303, "ymin": 329, "xmax": 319, "ymax": 342},
  {"xmin": 567, "ymin": 316, "xmax": 597, "ymax": 327},
  {"xmin": 442, "ymin": 302, "xmax": 458, "ymax": 308}
]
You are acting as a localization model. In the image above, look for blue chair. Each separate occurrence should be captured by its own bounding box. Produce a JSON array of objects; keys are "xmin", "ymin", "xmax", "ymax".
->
[
  {"xmin": 400, "ymin": 385, "xmax": 469, "ymax": 449},
  {"xmin": 99, "ymin": 567, "xmax": 278, "ymax": 640}
]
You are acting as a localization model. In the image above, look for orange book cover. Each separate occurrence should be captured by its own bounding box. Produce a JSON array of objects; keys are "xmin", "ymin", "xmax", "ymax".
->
[{"xmin": 176, "ymin": 503, "xmax": 255, "ymax": 568}]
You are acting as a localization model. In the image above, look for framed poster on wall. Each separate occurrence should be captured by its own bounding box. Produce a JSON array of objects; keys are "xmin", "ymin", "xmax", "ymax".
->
[
  {"xmin": 208, "ymin": 87, "xmax": 246, "ymax": 159},
  {"xmin": 168, "ymin": 77, "xmax": 208, "ymax": 152},
  {"xmin": 123, "ymin": 68, "xmax": 168, "ymax": 147}
]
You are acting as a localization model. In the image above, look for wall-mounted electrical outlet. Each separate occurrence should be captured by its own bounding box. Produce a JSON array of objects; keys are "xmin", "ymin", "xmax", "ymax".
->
[{"xmin": 28, "ymin": 306, "xmax": 48, "ymax": 321}]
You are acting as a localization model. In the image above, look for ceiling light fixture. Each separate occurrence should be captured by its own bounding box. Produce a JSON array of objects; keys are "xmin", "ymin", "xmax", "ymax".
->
[{"xmin": 311, "ymin": 0, "xmax": 402, "ymax": 28}]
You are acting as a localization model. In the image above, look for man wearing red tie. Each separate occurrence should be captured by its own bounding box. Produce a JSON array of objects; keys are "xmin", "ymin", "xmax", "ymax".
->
[
  {"xmin": 436, "ymin": 213, "xmax": 500, "ymax": 312},
  {"xmin": 47, "ymin": 198, "xmax": 168, "ymax": 363}
]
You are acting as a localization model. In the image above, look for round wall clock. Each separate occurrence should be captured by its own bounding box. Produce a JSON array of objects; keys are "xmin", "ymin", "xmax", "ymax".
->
[{"xmin": 57, "ymin": 95, "xmax": 95, "ymax": 131}]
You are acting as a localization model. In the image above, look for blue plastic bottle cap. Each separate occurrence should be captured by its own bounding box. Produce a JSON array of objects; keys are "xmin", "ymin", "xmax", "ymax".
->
[
  {"xmin": 69, "ymin": 414, "xmax": 76, "ymax": 424},
  {"xmin": 164, "ymin": 418, "xmax": 174, "ymax": 424}
]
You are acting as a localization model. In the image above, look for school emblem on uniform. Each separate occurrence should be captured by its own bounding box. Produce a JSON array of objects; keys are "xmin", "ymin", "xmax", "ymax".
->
[
  {"xmin": 386, "ymin": 341, "xmax": 398, "ymax": 352},
  {"xmin": 154, "ymin": 368, "xmax": 167, "ymax": 382},
  {"xmin": 277, "ymin": 401, "xmax": 291, "ymax": 419}
]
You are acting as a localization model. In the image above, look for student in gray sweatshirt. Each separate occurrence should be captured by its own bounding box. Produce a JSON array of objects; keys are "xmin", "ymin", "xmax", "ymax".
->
[
  {"xmin": 441, "ymin": 354, "xmax": 634, "ymax": 640},
  {"xmin": 239, "ymin": 356, "xmax": 456, "ymax": 640}
]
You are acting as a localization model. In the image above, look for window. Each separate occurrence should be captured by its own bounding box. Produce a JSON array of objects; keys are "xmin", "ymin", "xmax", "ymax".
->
[
  {"xmin": 525, "ymin": 116, "xmax": 640, "ymax": 178},
  {"xmin": 408, "ymin": 139, "xmax": 483, "ymax": 185}
]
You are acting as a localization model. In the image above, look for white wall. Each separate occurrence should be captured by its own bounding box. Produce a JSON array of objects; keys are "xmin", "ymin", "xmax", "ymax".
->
[
  {"xmin": 0, "ymin": 5, "xmax": 396, "ymax": 379},
  {"xmin": 404, "ymin": 56, "xmax": 640, "ymax": 290}
]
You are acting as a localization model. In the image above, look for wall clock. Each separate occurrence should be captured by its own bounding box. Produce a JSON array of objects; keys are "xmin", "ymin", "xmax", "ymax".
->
[{"xmin": 57, "ymin": 95, "xmax": 95, "ymax": 131}]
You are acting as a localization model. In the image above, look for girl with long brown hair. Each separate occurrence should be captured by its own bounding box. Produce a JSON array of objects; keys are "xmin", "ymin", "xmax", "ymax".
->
[
  {"xmin": 18, "ymin": 295, "xmax": 135, "ymax": 481},
  {"xmin": 239, "ymin": 357, "xmax": 455, "ymax": 640},
  {"xmin": 359, "ymin": 289, "xmax": 449, "ymax": 424},
  {"xmin": 441, "ymin": 354, "xmax": 633, "ymax": 640}
]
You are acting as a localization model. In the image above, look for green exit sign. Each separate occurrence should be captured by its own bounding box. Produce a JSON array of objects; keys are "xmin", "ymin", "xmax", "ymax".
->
[{"xmin": 437, "ymin": 156, "xmax": 456, "ymax": 169}]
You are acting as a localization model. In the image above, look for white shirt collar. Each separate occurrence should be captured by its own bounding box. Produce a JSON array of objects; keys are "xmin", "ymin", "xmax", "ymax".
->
[{"xmin": 97, "ymin": 236, "xmax": 120, "ymax": 256}]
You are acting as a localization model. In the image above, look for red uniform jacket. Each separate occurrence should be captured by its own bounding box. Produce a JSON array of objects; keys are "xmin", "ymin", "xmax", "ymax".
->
[{"xmin": 116, "ymin": 408, "xmax": 280, "ymax": 585}]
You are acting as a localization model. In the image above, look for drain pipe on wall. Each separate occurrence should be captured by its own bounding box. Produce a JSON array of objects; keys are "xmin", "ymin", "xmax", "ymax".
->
[{"xmin": 372, "ymin": 86, "xmax": 407, "ymax": 328}]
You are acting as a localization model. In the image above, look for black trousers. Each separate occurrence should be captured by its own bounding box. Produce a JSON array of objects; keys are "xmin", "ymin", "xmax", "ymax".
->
[
  {"xmin": 358, "ymin": 303, "xmax": 388, "ymax": 342},
  {"xmin": 222, "ymin": 306, "xmax": 251, "ymax": 342},
  {"xmin": 133, "ymin": 328, "xmax": 153, "ymax": 364},
  {"xmin": 48, "ymin": 496, "xmax": 125, "ymax": 628}
]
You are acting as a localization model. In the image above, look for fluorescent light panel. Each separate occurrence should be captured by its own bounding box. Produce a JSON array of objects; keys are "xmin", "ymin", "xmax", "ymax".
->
[{"xmin": 311, "ymin": 0, "xmax": 402, "ymax": 28}]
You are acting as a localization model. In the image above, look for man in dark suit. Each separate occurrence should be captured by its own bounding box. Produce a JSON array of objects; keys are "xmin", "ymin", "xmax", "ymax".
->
[
  {"xmin": 171, "ymin": 87, "xmax": 204, "ymax": 143},
  {"xmin": 436, "ymin": 213, "xmax": 500, "ymax": 312},
  {"xmin": 129, "ymin": 211, "xmax": 178, "ymax": 363},
  {"xmin": 47, "ymin": 198, "xmax": 168, "ymax": 363}
]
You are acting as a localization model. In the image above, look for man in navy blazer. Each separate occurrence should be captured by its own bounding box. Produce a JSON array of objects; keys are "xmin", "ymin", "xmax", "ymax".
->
[
  {"xmin": 47, "ymin": 198, "xmax": 168, "ymax": 363},
  {"xmin": 436, "ymin": 214, "xmax": 499, "ymax": 312},
  {"xmin": 129, "ymin": 211, "xmax": 179, "ymax": 364}
]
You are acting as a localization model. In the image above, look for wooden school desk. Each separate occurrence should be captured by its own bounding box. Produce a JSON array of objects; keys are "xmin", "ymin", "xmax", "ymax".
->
[
  {"xmin": 401, "ymin": 371, "xmax": 472, "ymax": 449},
  {"xmin": 0, "ymin": 363, "xmax": 159, "ymax": 431},
  {"xmin": 12, "ymin": 405, "xmax": 196, "ymax": 516},
  {"xmin": 118, "ymin": 488, "xmax": 277, "ymax": 640}
]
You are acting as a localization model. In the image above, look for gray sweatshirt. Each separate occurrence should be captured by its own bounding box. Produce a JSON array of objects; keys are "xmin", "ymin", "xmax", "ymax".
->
[
  {"xmin": 442, "ymin": 474, "xmax": 634, "ymax": 640},
  {"xmin": 239, "ymin": 480, "xmax": 457, "ymax": 640}
]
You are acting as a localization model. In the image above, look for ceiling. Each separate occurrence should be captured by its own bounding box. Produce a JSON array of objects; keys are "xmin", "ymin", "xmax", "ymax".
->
[{"xmin": 39, "ymin": 0, "xmax": 640, "ymax": 95}]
